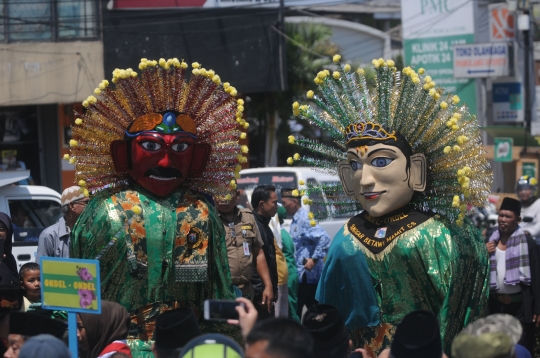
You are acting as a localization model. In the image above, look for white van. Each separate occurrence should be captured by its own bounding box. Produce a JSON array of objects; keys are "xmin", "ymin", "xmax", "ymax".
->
[
  {"xmin": 237, "ymin": 167, "xmax": 353, "ymax": 238},
  {"xmin": 0, "ymin": 171, "xmax": 62, "ymax": 269}
]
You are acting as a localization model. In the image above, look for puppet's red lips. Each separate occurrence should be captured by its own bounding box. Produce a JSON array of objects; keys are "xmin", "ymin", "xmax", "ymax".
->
[{"xmin": 361, "ymin": 191, "xmax": 386, "ymax": 200}]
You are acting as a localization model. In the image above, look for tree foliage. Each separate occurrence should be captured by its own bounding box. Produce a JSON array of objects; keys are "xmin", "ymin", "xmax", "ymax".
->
[{"xmin": 246, "ymin": 22, "xmax": 338, "ymax": 167}]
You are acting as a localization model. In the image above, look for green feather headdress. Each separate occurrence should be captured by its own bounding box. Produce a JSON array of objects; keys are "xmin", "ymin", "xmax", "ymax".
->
[{"xmin": 289, "ymin": 56, "xmax": 493, "ymax": 225}]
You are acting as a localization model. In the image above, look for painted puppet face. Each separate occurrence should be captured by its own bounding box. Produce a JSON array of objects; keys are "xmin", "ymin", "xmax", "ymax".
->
[
  {"xmin": 128, "ymin": 132, "xmax": 196, "ymax": 197},
  {"xmin": 346, "ymin": 143, "xmax": 414, "ymax": 217}
]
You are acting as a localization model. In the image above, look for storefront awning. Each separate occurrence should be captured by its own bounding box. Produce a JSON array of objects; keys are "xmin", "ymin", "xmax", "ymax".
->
[{"xmin": 482, "ymin": 126, "xmax": 540, "ymax": 147}]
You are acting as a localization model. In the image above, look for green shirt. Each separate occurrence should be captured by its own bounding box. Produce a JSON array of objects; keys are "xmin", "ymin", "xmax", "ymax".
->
[
  {"xmin": 71, "ymin": 186, "xmax": 236, "ymax": 312},
  {"xmin": 317, "ymin": 215, "xmax": 489, "ymax": 356}
]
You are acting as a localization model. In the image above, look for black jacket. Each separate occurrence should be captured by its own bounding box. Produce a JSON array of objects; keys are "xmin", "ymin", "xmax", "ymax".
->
[{"xmin": 251, "ymin": 212, "xmax": 278, "ymax": 298}]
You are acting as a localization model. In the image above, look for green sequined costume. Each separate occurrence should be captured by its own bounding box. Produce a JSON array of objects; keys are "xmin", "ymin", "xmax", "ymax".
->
[
  {"xmin": 316, "ymin": 212, "xmax": 489, "ymax": 357},
  {"xmin": 71, "ymin": 186, "xmax": 238, "ymax": 357}
]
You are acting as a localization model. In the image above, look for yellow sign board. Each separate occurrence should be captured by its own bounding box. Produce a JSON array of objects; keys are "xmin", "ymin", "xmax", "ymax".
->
[{"xmin": 40, "ymin": 258, "xmax": 101, "ymax": 314}]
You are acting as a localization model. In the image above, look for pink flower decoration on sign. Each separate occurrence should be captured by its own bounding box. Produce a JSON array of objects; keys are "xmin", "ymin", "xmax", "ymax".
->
[
  {"xmin": 77, "ymin": 267, "xmax": 93, "ymax": 281},
  {"xmin": 78, "ymin": 289, "xmax": 93, "ymax": 308}
]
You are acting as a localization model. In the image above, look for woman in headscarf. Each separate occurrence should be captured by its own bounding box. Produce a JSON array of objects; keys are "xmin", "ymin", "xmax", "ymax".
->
[
  {"xmin": 77, "ymin": 300, "xmax": 132, "ymax": 358},
  {"xmin": 0, "ymin": 212, "xmax": 23, "ymax": 356},
  {"xmin": 0, "ymin": 212, "xmax": 19, "ymax": 280}
]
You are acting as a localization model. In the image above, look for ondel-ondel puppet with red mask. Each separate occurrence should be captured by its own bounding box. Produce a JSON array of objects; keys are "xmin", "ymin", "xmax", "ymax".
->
[
  {"xmin": 288, "ymin": 56, "xmax": 493, "ymax": 356},
  {"xmin": 67, "ymin": 58, "xmax": 247, "ymax": 357}
]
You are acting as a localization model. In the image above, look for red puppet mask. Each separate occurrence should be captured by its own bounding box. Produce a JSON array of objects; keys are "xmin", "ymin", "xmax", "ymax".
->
[{"xmin": 111, "ymin": 112, "xmax": 211, "ymax": 197}]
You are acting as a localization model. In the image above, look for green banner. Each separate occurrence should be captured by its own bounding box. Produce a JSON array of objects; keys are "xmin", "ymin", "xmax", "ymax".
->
[
  {"xmin": 494, "ymin": 137, "xmax": 513, "ymax": 162},
  {"xmin": 404, "ymin": 34, "xmax": 477, "ymax": 116},
  {"xmin": 523, "ymin": 162, "xmax": 537, "ymax": 178}
]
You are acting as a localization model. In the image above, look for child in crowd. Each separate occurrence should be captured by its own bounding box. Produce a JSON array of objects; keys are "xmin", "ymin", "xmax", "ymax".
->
[{"xmin": 19, "ymin": 262, "xmax": 40, "ymax": 311}]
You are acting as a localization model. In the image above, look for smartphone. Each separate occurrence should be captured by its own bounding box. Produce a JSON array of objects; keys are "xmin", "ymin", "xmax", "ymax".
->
[
  {"xmin": 349, "ymin": 353, "xmax": 363, "ymax": 358},
  {"xmin": 204, "ymin": 299, "xmax": 244, "ymax": 321}
]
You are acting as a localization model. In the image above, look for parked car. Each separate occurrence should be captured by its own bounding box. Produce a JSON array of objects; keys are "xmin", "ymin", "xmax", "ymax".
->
[
  {"xmin": 238, "ymin": 167, "xmax": 354, "ymax": 239},
  {"xmin": 0, "ymin": 170, "xmax": 62, "ymax": 269}
]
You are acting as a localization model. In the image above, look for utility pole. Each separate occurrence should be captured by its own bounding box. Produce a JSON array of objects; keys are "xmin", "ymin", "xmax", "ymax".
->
[
  {"xmin": 517, "ymin": 5, "xmax": 532, "ymax": 153},
  {"xmin": 522, "ymin": 10, "xmax": 531, "ymax": 136},
  {"xmin": 278, "ymin": 0, "xmax": 286, "ymax": 91}
]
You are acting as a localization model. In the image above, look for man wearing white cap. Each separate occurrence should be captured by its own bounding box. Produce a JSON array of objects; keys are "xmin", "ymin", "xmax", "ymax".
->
[{"xmin": 35, "ymin": 186, "xmax": 88, "ymax": 262}]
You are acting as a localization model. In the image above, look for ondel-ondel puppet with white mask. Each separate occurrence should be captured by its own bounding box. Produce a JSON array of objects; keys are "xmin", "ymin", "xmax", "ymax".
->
[
  {"xmin": 288, "ymin": 56, "xmax": 492, "ymax": 357},
  {"xmin": 66, "ymin": 58, "xmax": 247, "ymax": 357}
]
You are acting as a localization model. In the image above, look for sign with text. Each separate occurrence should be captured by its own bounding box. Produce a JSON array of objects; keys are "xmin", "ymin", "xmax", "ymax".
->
[
  {"xmin": 40, "ymin": 257, "xmax": 101, "ymax": 314},
  {"xmin": 523, "ymin": 162, "xmax": 536, "ymax": 178},
  {"xmin": 493, "ymin": 82, "xmax": 523, "ymax": 122},
  {"xmin": 453, "ymin": 42, "xmax": 512, "ymax": 78},
  {"xmin": 494, "ymin": 137, "xmax": 513, "ymax": 162},
  {"xmin": 402, "ymin": 0, "xmax": 477, "ymax": 115},
  {"xmin": 113, "ymin": 0, "xmax": 357, "ymax": 8},
  {"xmin": 489, "ymin": 3, "xmax": 515, "ymax": 42}
]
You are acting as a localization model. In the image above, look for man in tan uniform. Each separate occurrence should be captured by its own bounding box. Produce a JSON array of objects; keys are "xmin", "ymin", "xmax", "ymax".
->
[{"xmin": 215, "ymin": 190, "xmax": 274, "ymax": 310}]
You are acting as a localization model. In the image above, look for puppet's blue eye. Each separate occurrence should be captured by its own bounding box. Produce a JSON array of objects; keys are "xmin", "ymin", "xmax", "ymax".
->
[
  {"xmin": 141, "ymin": 142, "xmax": 161, "ymax": 151},
  {"xmin": 172, "ymin": 143, "xmax": 189, "ymax": 152},
  {"xmin": 350, "ymin": 161, "xmax": 362, "ymax": 171},
  {"xmin": 371, "ymin": 157, "xmax": 393, "ymax": 167}
]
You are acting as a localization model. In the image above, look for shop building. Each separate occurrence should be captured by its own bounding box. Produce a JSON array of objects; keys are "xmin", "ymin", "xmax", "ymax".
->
[{"xmin": 0, "ymin": 1, "xmax": 104, "ymax": 192}]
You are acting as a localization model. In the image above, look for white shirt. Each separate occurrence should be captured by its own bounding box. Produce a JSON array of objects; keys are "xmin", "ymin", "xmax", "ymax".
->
[{"xmin": 496, "ymin": 247, "xmax": 522, "ymax": 294}]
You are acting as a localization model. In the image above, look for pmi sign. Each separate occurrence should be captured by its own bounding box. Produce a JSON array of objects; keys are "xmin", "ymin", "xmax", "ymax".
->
[{"xmin": 453, "ymin": 42, "xmax": 512, "ymax": 78}]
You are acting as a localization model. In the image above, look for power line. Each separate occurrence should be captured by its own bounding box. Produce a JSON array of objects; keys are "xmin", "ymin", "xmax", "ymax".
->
[{"xmin": 271, "ymin": 24, "xmax": 326, "ymax": 57}]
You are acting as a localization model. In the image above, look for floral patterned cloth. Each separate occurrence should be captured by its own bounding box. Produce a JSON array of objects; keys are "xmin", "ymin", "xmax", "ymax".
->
[{"xmin": 70, "ymin": 186, "xmax": 238, "ymax": 352}]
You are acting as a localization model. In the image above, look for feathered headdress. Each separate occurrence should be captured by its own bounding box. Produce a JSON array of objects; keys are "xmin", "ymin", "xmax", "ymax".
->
[
  {"xmin": 66, "ymin": 58, "xmax": 248, "ymax": 198},
  {"xmin": 289, "ymin": 56, "xmax": 492, "ymax": 225}
]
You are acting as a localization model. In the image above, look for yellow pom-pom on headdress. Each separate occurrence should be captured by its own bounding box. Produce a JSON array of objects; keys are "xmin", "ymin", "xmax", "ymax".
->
[
  {"xmin": 68, "ymin": 58, "xmax": 246, "ymax": 197},
  {"xmin": 288, "ymin": 57, "xmax": 493, "ymax": 222}
]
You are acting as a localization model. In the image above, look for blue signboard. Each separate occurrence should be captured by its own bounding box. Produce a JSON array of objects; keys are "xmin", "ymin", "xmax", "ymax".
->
[{"xmin": 493, "ymin": 82, "xmax": 523, "ymax": 122}]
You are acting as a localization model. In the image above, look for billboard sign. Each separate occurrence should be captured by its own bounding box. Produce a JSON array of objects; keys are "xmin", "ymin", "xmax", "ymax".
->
[
  {"xmin": 113, "ymin": 0, "xmax": 355, "ymax": 8},
  {"xmin": 489, "ymin": 3, "xmax": 515, "ymax": 42},
  {"xmin": 453, "ymin": 42, "xmax": 512, "ymax": 78},
  {"xmin": 494, "ymin": 137, "xmax": 513, "ymax": 162},
  {"xmin": 492, "ymin": 82, "xmax": 523, "ymax": 122},
  {"xmin": 402, "ymin": 0, "xmax": 477, "ymax": 115}
]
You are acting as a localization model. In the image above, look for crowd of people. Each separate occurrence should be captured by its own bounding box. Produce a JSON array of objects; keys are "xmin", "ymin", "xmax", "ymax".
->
[{"xmin": 0, "ymin": 176, "xmax": 536, "ymax": 358}]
